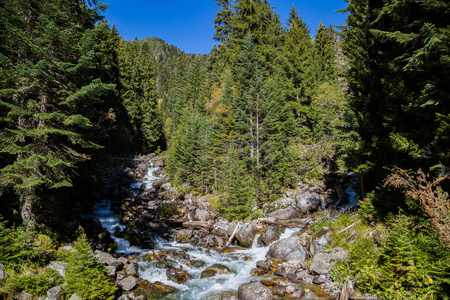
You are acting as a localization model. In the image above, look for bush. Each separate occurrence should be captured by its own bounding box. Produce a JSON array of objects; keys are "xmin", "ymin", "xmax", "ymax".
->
[
  {"xmin": 13, "ymin": 269, "xmax": 62, "ymax": 296},
  {"xmin": 64, "ymin": 232, "xmax": 117, "ymax": 300},
  {"xmin": 0, "ymin": 216, "xmax": 53, "ymax": 269}
]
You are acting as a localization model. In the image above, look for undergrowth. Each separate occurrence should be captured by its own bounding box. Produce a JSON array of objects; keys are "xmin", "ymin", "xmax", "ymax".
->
[
  {"xmin": 312, "ymin": 209, "xmax": 450, "ymax": 299},
  {"xmin": 0, "ymin": 218, "xmax": 117, "ymax": 299}
]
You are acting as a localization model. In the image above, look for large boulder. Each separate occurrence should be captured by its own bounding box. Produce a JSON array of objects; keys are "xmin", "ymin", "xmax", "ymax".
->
[
  {"xmin": 94, "ymin": 250, "xmax": 123, "ymax": 268},
  {"xmin": 296, "ymin": 192, "xmax": 321, "ymax": 212},
  {"xmin": 267, "ymin": 236, "xmax": 307, "ymax": 263},
  {"xmin": 194, "ymin": 209, "xmax": 212, "ymax": 222},
  {"xmin": 310, "ymin": 227, "xmax": 331, "ymax": 255},
  {"xmin": 118, "ymin": 276, "xmax": 137, "ymax": 291},
  {"xmin": 175, "ymin": 229, "xmax": 193, "ymax": 243},
  {"xmin": 263, "ymin": 197, "xmax": 301, "ymax": 220},
  {"xmin": 259, "ymin": 225, "xmax": 285, "ymax": 246},
  {"xmin": 212, "ymin": 219, "xmax": 235, "ymax": 237},
  {"xmin": 310, "ymin": 247, "xmax": 349, "ymax": 275},
  {"xmin": 238, "ymin": 282, "xmax": 273, "ymax": 300},
  {"xmin": 236, "ymin": 223, "xmax": 259, "ymax": 247},
  {"xmin": 152, "ymin": 173, "xmax": 169, "ymax": 189}
]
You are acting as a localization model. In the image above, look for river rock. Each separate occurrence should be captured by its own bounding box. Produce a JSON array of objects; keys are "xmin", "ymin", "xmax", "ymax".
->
[
  {"xmin": 236, "ymin": 223, "xmax": 258, "ymax": 247},
  {"xmin": 313, "ymin": 274, "xmax": 327, "ymax": 284},
  {"xmin": 200, "ymin": 264, "xmax": 234, "ymax": 278},
  {"xmin": 94, "ymin": 250, "xmax": 120, "ymax": 267},
  {"xmin": 205, "ymin": 290, "xmax": 238, "ymax": 300},
  {"xmin": 200, "ymin": 234, "xmax": 224, "ymax": 248},
  {"xmin": 296, "ymin": 192, "xmax": 321, "ymax": 212},
  {"xmin": 259, "ymin": 225, "xmax": 284, "ymax": 246},
  {"xmin": 310, "ymin": 247, "xmax": 349, "ymax": 275},
  {"xmin": 273, "ymin": 285, "xmax": 286, "ymax": 296},
  {"xmin": 211, "ymin": 219, "xmax": 234, "ymax": 237},
  {"xmin": 237, "ymin": 281, "xmax": 273, "ymax": 300},
  {"xmin": 46, "ymin": 285, "xmax": 64, "ymax": 300},
  {"xmin": 126, "ymin": 262, "xmax": 139, "ymax": 276},
  {"xmin": 47, "ymin": 261, "xmax": 67, "ymax": 277},
  {"xmin": 176, "ymin": 229, "xmax": 193, "ymax": 243},
  {"xmin": 152, "ymin": 174, "xmax": 169, "ymax": 189},
  {"xmin": 263, "ymin": 197, "xmax": 301, "ymax": 220},
  {"xmin": 135, "ymin": 280, "xmax": 175, "ymax": 299},
  {"xmin": 311, "ymin": 227, "xmax": 331, "ymax": 254},
  {"xmin": 0, "ymin": 263, "xmax": 8, "ymax": 279},
  {"xmin": 267, "ymin": 236, "xmax": 307, "ymax": 263},
  {"xmin": 118, "ymin": 276, "xmax": 137, "ymax": 291},
  {"xmin": 166, "ymin": 266, "xmax": 192, "ymax": 284},
  {"xmin": 194, "ymin": 209, "xmax": 212, "ymax": 222}
]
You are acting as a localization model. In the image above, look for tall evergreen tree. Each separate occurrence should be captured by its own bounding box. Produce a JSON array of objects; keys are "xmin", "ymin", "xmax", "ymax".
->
[
  {"xmin": 341, "ymin": 0, "xmax": 450, "ymax": 196},
  {"xmin": 0, "ymin": 0, "xmax": 115, "ymax": 226}
]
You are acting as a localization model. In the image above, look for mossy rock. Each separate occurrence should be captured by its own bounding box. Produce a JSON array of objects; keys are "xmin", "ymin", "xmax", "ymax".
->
[
  {"xmin": 166, "ymin": 267, "xmax": 192, "ymax": 284},
  {"xmin": 200, "ymin": 264, "xmax": 234, "ymax": 278},
  {"xmin": 191, "ymin": 260, "xmax": 206, "ymax": 268},
  {"xmin": 135, "ymin": 280, "xmax": 176, "ymax": 300}
]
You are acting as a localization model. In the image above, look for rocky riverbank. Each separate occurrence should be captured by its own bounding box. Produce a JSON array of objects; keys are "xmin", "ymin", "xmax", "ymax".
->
[{"xmin": 76, "ymin": 155, "xmax": 374, "ymax": 300}]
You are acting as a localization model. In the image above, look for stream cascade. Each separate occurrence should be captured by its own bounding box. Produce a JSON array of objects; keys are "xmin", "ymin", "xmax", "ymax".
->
[{"xmin": 89, "ymin": 158, "xmax": 356, "ymax": 299}]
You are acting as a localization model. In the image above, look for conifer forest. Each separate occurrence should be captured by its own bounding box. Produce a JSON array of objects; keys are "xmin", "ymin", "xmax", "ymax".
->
[{"xmin": 0, "ymin": 0, "xmax": 449, "ymax": 299}]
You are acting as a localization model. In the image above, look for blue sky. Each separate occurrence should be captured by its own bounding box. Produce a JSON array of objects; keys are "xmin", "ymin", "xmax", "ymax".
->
[{"xmin": 102, "ymin": 0, "xmax": 348, "ymax": 54}]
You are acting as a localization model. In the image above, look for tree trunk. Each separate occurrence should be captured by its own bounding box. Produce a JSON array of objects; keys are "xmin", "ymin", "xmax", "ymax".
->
[{"xmin": 21, "ymin": 193, "xmax": 36, "ymax": 228}]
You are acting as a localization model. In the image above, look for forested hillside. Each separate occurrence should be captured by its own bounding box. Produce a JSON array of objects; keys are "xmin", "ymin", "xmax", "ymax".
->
[{"xmin": 0, "ymin": 0, "xmax": 449, "ymax": 299}]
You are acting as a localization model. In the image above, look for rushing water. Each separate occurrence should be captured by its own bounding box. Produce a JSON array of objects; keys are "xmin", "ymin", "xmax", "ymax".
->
[{"xmin": 90, "ymin": 162, "xmax": 335, "ymax": 299}]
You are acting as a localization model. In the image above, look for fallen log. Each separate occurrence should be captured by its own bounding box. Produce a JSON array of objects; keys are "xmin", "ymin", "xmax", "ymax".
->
[
  {"xmin": 182, "ymin": 221, "xmax": 212, "ymax": 230},
  {"xmin": 338, "ymin": 220, "xmax": 361, "ymax": 234},
  {"xmin": 219, "ymin": 222, "xmax": 241, "ymax": 253},
  {"xmin": 259, "ymin": 217, "xmax": 313, "ymax": 228}
]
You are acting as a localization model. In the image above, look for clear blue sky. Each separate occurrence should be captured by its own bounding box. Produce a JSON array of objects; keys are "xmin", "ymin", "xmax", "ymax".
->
[{"xmin": 102, "ymin": 0, "xmax": 348, "ymax": 54}]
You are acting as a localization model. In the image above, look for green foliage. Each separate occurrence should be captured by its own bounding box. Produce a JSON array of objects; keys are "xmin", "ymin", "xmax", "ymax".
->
[
  {"xmin": 64, "ymin": 232, "xmax": 117, "ymax": 300},
  {"xmin": 158, "ymin": 202, "xmax": 180, "ymax": 218},
  {"xmin": 0, "ymin": 217, "xmax": 54, "ymax": 269},
  {"xmin": 13, "ymin": 269, "xmax": 62, "ymax": 296}
]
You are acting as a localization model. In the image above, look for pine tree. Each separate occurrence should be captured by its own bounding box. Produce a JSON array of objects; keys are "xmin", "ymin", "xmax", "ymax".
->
[
  {"xmin": 279, "ymin": 6, "xmax": 316, "ymax": 118},
  {"xmin": 341, "ymin": 0, "xmax": 450, "ymax": 194},
  {"xmin": 314, "ymin": 23, "xmax": 338, "ymax": 83},
  {"xmin": 0, "ymin": 0, "xmax": 115, "ymax": 226}
]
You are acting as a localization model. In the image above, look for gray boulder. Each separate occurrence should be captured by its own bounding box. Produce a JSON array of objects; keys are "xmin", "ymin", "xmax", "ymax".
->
[
  {"xmin": 46, "ymin": 285, "xmax": 64, "ymax": 300},
  {"xmin": 296, "ymin": 192, "xmax": 321, "ymax": 212},
  {"xmin": 263, "ymin": 197, "xmax": 301, "ymax": 220},
  {"xmin": 194, "ymin": 209, "xmax": 212, "ymax": 222},
  {"xmin": 118, "ymin": 276, "xmax": 137, "ymax": 291},
  {"xmin": 47, "ymin": 261, "xmax": 67, "ymax": 277},
  {"xmin": 310, "ymin": 247, "xmax": 349, "ymax": 275},
  {"xmin": 310, "ymin": 227, "xmax": 331, "ymax": 254},
  {"xmin": 211, "ymin": 219, "xmax": 234, "ymax": 237},
  {"xmin": 238, "ymin": 281, "xmax": 273, "ymax": 300},
  {"xmin": 152, "ymin": 174, "xmax": 169, "ymax": 189},
  {"xmin": 94, "ymin": 250, "xmax": 116, "ymax": 266},
  {"xmin": 67, "ymin": 294, "xmax": 82, "ymax": 300},
  {"xmin": 259, "ymin": 225, "xmax": 285, "ymax": 246},
  {"xmin": 175, "ymin": 229, "xmax": 193, "ymax": 243},
  {"xmin": 267, "ymin": 236, "xmax": 307, "ymax": 263},
  {"xmin": 126, "ymin": 262, "xmax": 139, "ymax": 276},
  {"xmin": 236, "ymin": 223, "xmax": 259, "ymax": 247},
  {"xmin": 0, "ymin": 263, "xmax": 8, "ymax": 279}
]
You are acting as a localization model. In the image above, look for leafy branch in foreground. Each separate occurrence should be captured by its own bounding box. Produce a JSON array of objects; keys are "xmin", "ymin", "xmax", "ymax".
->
[{"xmin": 385, "ymin": 167, "xmax": 450, "ymax": 248}]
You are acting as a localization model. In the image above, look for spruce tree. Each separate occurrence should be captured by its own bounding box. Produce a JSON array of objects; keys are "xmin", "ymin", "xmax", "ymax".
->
[{"xmin": 0, "ymin": 0, "xmax": 115, "ymax": 226}]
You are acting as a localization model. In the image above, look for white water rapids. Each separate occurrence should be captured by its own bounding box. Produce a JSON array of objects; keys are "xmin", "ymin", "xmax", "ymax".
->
[{"xmin": 90, "ymin": 163, "xmax": 340, "ymax": 299}]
